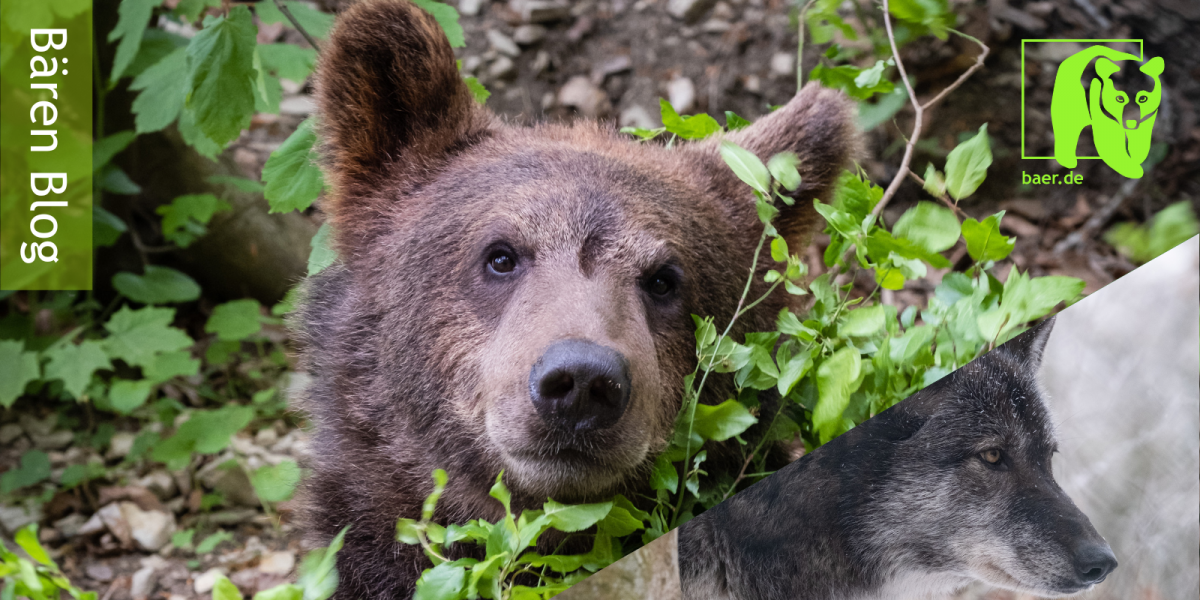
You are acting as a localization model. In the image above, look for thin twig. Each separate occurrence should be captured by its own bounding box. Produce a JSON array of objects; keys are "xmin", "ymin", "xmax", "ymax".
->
[
  {"xmin": 871, "ymin": 0, "xmax": 989, "ymax": 219},
  {"xmin": 796, "ymin": 0, "xmax": 818, "ymax": 93},
  {"xmin": 273, "ymin": 0, "xmax": 321, "ymax": 51},
  {"xmin": 905, "ymin": 170, "xmax": 968, "ymax": 218}
]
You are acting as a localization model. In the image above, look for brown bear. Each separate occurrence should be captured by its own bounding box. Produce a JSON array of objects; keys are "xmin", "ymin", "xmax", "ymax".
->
[{"xmin": 293, "ymin": 0, "xmax": 858, "ymax": 597}]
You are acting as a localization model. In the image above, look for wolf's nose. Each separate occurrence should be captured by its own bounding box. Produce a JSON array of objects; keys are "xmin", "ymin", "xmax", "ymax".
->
[
  {"xmin": 529, "ymin": 339, "xmax": 631, "ymax": 432},
  {"xmin": 1073, "ymin": 542, "xmax": 1118, "ymax": 585}
]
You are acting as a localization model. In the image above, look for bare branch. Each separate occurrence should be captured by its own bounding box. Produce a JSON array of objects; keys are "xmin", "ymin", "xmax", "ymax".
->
[
  {"xmin": 871, "ymin": 1, "xmax": 989, "ymax": 219},
  {"xmin": 905, "ymin": 170, "xmax": 968, "ymax": 219},
  {"xmin": 273, "ymin": 0, "xmax": 322, "ymax": 51}
]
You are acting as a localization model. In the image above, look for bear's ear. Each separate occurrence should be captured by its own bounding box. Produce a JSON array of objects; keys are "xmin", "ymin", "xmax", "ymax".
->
[
  {"xmin": 315, "ymin": 0, "xmax": 486, "ymax": 204},
  {"xmin": 695, "ymin": 82, "xmax": 860, "ymax": 247},
  {"xmin": 1000, "ymin": 316, "xmax": 1056, "ymax": 368},
  {"xmin": 1094, "ymin": 57, "xmax": 1120, "ymax": 79}
]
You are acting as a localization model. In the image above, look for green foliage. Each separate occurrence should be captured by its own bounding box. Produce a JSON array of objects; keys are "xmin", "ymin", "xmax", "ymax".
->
[
  {"xmin": 156, "ymin": 193, "xmax": 232, "ymax": 248},
  {"xmin": 942, "ymin": 124, "xmax": 992, "ymax": 201},
  {"xmin": 185, "ymin": 6, "xmax": 259, "ymax": 147},
  {"xmin": 809, "ymin": 59, "xmax": 895, "ymax": 100},
  {"xmin": 1105, "ymin": 201, "xmax": 1198, "ymax": 264},
  {"xmin": 112, "ymin": 266, "xmax": 202, "ymax": 304},
  {"xmin": 264, "ymin": 118, "xmax": 324, "ymax": 214},
  {"xmin": 0, "ymin": 341, "xmax": 39, "ymax": 408},
  {"xmin": 307, "ymin": 223, "xmax": 337, "ymax": 276},
  {"xmin": 250, "ymin": 460, "xmax": 302, "ymax": 503},
  {"xmin": 0, "ymin": 525, "xmax": 97, "ymax": 600},
  {"xmin": 0, "ymin": 451, "xmax": 51, "ymax": 494},
  {"xmin": 206, "ymin": 299, "xmax": 269, "ymax": 341}
]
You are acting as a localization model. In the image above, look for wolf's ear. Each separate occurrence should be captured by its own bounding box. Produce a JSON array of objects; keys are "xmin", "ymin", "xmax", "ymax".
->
[
  {"xmin": 1001, "ymin": 316, "xmax": 1056, "ymax": 367},
  {"xmin": 315, "ymin": 0, "xmax": 487, "ymax": 217},
  {"xmin": 695, "ymin": 82, "xmax": 860, "ymax": 247}
]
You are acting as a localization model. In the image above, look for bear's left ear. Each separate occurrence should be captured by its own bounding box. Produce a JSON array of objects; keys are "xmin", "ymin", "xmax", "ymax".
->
[
  {"xmin": 1000, "ymin": 316, "xmax": 1056, "ymax": 367},
  {"xmin": 691, "ymin": 82, "xmax": 860, "ymax": 246},
  {"xmin": 314, "ymin": 0, "xmax": 489, "ymax": 226}
]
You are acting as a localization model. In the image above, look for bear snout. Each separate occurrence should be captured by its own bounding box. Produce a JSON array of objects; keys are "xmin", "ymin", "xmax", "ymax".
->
[{"xmin": 528, "ymin": 339, "xmax": 632, "ymax": 432}]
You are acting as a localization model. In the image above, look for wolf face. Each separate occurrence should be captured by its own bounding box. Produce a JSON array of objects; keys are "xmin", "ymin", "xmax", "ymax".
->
[{"xmin": 678, "ymin": 318, "xmax": 1117, "ymax": 600}]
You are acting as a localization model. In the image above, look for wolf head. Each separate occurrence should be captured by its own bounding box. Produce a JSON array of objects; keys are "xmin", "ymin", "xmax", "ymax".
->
[
  {"xmin": 862, "ymin": 318, "xmax": 1118, "ymax": 597},
  {"xmin": 299, "ymin": 0, "xmax": 857, "ymax": 504}
]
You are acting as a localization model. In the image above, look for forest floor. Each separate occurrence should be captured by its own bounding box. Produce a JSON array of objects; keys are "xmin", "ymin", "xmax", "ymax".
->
[{"xmin": 1, "ymin": 0, "xmax": 1197, "ymax": 598}]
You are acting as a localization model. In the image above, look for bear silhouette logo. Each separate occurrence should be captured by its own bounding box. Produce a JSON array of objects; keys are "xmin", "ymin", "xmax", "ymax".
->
[{"xmin": 1049, "ymin": 45, "xmax": 1164, "ymax": 179}]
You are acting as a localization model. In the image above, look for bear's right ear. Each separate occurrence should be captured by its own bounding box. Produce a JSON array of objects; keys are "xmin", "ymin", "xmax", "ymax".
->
[{"xmin": 315, "ymin": 0, "xmax": 486, "ymax": 200}]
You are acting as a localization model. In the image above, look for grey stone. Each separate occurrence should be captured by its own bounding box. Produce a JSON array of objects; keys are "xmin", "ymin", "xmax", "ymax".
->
[
  {"xmin": 486, "ymin": 56, "xmax": 518, "ymax": 80},
  {"xmin": 770, "ymin": 52, "xmax": 794, "ymax": 77},
  {"xmin": 18, "ymin": 414, "xmax": 55, "ymax": 437},
  {"xmin": 0, "ymin": 423, "xmax": 23, "ymax": 445},
  {"xmin": 86, "ymin": 563, "xmax": 115, "ymax": 582},
  {"xmin": 667, "ymin": 77, "xmax": 695, "ymax": 113},
  {"xmin": 619, "ymin": 104, "xmax": 657, "ymax": 129},
  {"xmin": 459, "ymin": 0, "xmax": 484, "ymax": 16},
  {"xmin": 32, "ymin": 429, "xmax": 74, "ymax": 450},
  {"xmin": 487, "ymin": 30, "xmax": 521, "ymax": 57},
  {"xmin": 667, "ymin": 0, "xmax": 719, "ymax": 22},
  {"xmin": 198, "ymin": 454, "xmax": 259, "ymax": 507},
  {"xmin": 512, "ymin": 24, "xmax": 547, "ymax": 45},
  {"xmin": 511, "ymin": 0, "xmax": 571, "ymax": 23},
  {"xmin": 0, "ymin": 503, "xmax": 42, "ymax": 534},
  {"xmin": 137, "ymin": 470, "xmax": 178, "ymax": 500},
  {"xmin": 106, "ymin": 432, "xmax": 137, "ymax": 460},
  {"xmin": 53, "ymin": 513, "xmax": 87, "ymax": 538},
  {"xmin": 193, "ymin": 568, "xmax": 226, "ymax": 594},
  {"xmin": 558, "ymin": 76, "xmax": 611, "ymax": 117},
  {"xmin": 258, "ymin": 550, "xmax": 296, "ymax": 575}
]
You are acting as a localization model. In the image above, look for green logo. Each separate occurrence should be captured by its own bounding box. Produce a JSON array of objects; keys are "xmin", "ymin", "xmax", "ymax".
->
[{"xmin": 1021, "ymin": 40, "xmax": 1164, "ymax": 179}]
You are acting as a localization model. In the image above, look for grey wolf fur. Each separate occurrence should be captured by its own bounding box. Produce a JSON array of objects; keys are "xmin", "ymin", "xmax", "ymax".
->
[{"xmin": 678, "ymin": 318, "xmax": 1118, "ymax": 600}]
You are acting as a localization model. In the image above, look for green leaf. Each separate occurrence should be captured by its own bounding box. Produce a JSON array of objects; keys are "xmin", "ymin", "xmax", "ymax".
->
[
  {"xmin": 806, "ymin": 0, "xmax": 857, "ymax": 44},
  {"xmin": 814, "ymin": 346, "xmax": 862, "ymax": 443},
  {"xmin": 43, "ymin": 340, "xmax": 111, "ymax": 399},
  {"xmin": 113, "ymin": 266, "xmax": 202, "ymax": 304},
  {"xmin": 422, "ymin": 469, "xmax": 449, "ymax": 521},
  {"xmin": 770, "ymin": 236, "xmax": 789, "ymax": 263},
  {"xmin": 253, "ymin": 585, "xmax": 303, "ymax": 600},
  {"xmin": 152, "ymin": 406, "xmax": 255, "ymax": 469},
  {"xmin": 257, "ymin": 43, "xmax": 317, "ymax": 82},
  {"xmin": 206, "ymin": 299, "xmax": 265, "ymax": 341},
  {"xmin": 307, "ymin": 222, "xmax": 337, "ymax": 276},
  {"xmin": 777, "ymin": 351, "xmax": 813, "ymax": 397},
  {"xmin": 857, "ymin": 84, "xmax": 908, "ymax": 131},
  {"xmin": 93, "ymin": 131, "xmax": 138, "ymax": 171},
  {"xmin": 257, "ymin": 2, "xmax": 335, "ymax": 40},
  {"xmin": 264, "ymin": 118, "xmax": 325, "ymax": 214},
  {"xmin": 888, "ymin": 0, "xmax": 954, "ymax": 39},
  {"xmin": 251, "ymin": 460, "xmax": 302, "ymax": 503},
  {"xmin": 171, "ymin": 529, "xmax": 195, "ymax": 549},
  {"xmin": 102, "ymin": 306, "xmax": 193, "ymax": 369},
  {"xmin": 719, "ymin": 141, "xmax": 770, "ymax": 194},
  {"xmin": 174, "ymin": 0, "xmax": 222, "ymax": 21},
  {"xmin": 961, "ymin": 212, "xmax": 1015, "ymax": 263},
  {"xmin": 130, "ymin": 47, "xmax": 188, "ymax": 133},
  {"xmin": 810, "ymin": 62, "xmax": 894, "ymax": 100},
  {"xmin": 184, "ymin": 6, "xmax": 259, "ymax": 147},
  {"xmin": 542, "ymin": 500, "xmax": 612, "ymax": 532},
  {"xmin": 0, "ymin": 450, "xmax": 51, "ymax": 493},
  {"xmin": 0, "ymin": 340, "xmax": 41, "ymax": 408},
  {"xmin": 649, "ymin": 453, "xmax": 678, "ymax": 492},
  {"xmin": 893, "ymin": 201, "xmax": 960, "ymax": 254},
  {"xmin": 597, "ymin": 505, "xmax": 645, "ymax": 537},
  {"xmin": 207, "ymin": 175, "xmax": 265, "ymax": 194},
  {"xmin": 922, "ymin": 163, "xmax": 947, "ymax": 198},
  {"xmin": 943, "ymin": 124, "xmax": 992, "ymax": 201},
  {"xmin": 109, "ymin": 378, "xmax": 155, "ymax": 414},
  {"xmin": 297, "ymin": 526, "xmax": 347, "ymax": 600},
  {"xmin": 767, "ymin": 152, "xmax": 802, "ymax": 192},
  {"xmin": 691, "ymin": 400, "xmax": 757, "ymax": 442},
  {"xmin": 838, "ymin": 305, "xmax": 886, "ymax": 337},
  {"xmin": 464, "ymin": 76, "xmax": 490, "ymax": 104},
  {"xmin": 15, "ymin": 526, "xmax": 53, "ymax": 567},
  {"xmin": 660, "ymin": 99, "xmax": 721, "ymax": 140},
  {"xmin": 414, "ymin": 563, "xmax": 466, "ymax": 600},
  {"xmin": 411, "ymin": 0, "xmax": 465, "ymax": 48},
  {"xmin": 94, "ymin": 206, "xmax": 129, "ymax": 247},
  {"xmin": 157, "ymin": 193, "xmax": 231, "ymax": 248},
  {"xmin": 489, "ymin": 472, "xmax": 512, "ymax": 514},
  {"xmin": 1104, "ymin": 201, "xmax": 1199, "ymax": 263},
  {"xmin": 213, "ymin": 576, "xmax": 243, "ymax": 600},
  {"xmin": 725, "ymin": 111, "xmax": 751, "ymax": 130},
  {"xmin": 109, "ymin": 0, "xmax": 166, "ymax": 84}
]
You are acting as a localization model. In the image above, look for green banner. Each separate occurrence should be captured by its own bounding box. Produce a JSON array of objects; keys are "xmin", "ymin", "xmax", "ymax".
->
[{"xmin": 1, "ymin": 1, "xmax": 93, "ymax": 290}]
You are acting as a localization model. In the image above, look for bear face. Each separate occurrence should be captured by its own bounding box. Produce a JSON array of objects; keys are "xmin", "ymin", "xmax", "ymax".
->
[{"xmin": 295, "ymin": 0, "xmax": 857, "ymax": 595}]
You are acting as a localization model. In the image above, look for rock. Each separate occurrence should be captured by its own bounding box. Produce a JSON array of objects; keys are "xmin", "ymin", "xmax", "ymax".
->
[
  {"xmin": 18, "ymin": 414, "xmax": 55, "ymax": 437},
  {"xmin": 770, "ymin": 52, "xmax": 794, "ymax": 77},
  {"xmin": 230, "ymin": 568, "xmax": 259, "ymax": 591},
  {"xmin": 122, "ymin": 502, "xmax": 176, "ymax": 551},
  {"xmin": 253, "ymin": 428, "xmax": 278, "ymax": 448},
  {"xmin": 198, "ymin": 455, "xmax": 259, "ymax": 507},
  {"xmin": 558, "ymin": 76, "xmax": 611, "ymax": 117},
  {"xmin": 38, "ymin": 526, "xmax": 61, "ymax": 543},
  {"xmin": 711, "ymin": 1, "xmax": 734, "ymax": 19},
  {"xmin": 0, "ymin": 423, "xmax": 23, "ymax": 445},
  {"xmin": 459, "ymin": 0, "xmax": 484, "ymax": 16},
  {"xmin": 78, "ymin": 512, "xmax": 106, "ymax": 536},
  {"xmin": 0, "ymin": 503, "xmax": 42, "ymax": 535},
  {"xmin": 592, "ymin": 55, "xmax": 632, "ymax": 81},
  {"xmin": 486, "ymin": 56, "xmax": 516, "ymax": 81},
  {"xmin": 137, "ymin": 470, "xmax": 178, "ymax": 501},
  {"xmin": 619, "ymin": 104, "xmax": 657, "ymax": 129},
  {"xmin": 701, "ymin": 18, "xmax": 732, "ymax": 32},
  {"xmin": 86, "ymin": 563, "xmax": 115, "ymax": 583},
  {"xmin": 510, "ymin": 0, "xmax": 571, "ymax": 23},
  {"xmin": 173, "ymin": 469, "xmax": 192, "ymax": 497},
  {"xmin": 106, "ymin": 432, "xmax": 137, "ymax": 460},
  {"xmin": 667, "ymin": 77, "xmax": 695, "ymax": 113},
  {"xmin": 31, "ymin": 430, "xmax": 73, "ymax": 450},
  {"xmin": 193, "ymin": 568, "xmax": 226, "ymax": 594},
  {"xmin": 743, "ymin": 74, "xmax": 761, "ymax": 93},
  {"xmin": 130, "ymin": 557, "xmax": 168, "ymax": 600},
  {"xmin": 461, "ymin": 55, "xmax": 483, "ymax": 75},
  {"xmin": 667, "ymin": 0, "xmax": 719, "ymax": 22},
  {"xmin": 96, "ymin": 503, "xmax": 132, "ymax": 546},
  {"xmin": 512, "ymin": 24, "xmax": 547, "ymax": 45},
  {"xmin": 54, "ymin": 513, "xmax": 87, "ymax": 538},
  {"xmin": 531, "ymin": 50, "xmax": 551, "ymax": 76},
  {"xmin": 487, "ymin": 30, "xmax": 521, "ymax": 58},
  {"xmin": 258, "ymin": 550, "xmax": 296, "ymax": 575},
  {"xmin": 279, "ymin": 95, "xmax": 316, "ymax": 116}
]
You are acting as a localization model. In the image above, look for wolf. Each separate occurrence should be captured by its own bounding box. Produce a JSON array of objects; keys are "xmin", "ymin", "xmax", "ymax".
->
[
  {"xmin": 294, "ymin": 0, "xmax": 858, "ymax": 596},
  {"xmin": 678, "ymin": 318, "xmax": 1118, "ymax": 600}
]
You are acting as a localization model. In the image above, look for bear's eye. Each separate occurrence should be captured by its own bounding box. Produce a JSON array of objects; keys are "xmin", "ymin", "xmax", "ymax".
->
[
  {"xmin": 980, "ymin": 449, "xmax": 1003, "ymax": 465},
  {"xmin": 1116, "ymin": 95, "xmax": 1126, "ymax": 104},
  {"xmin": 487, "ymin": 249, "xmax": 517, "ymax": 275},
  {"xmin": 1137, "ymin": 94, "xmax": 1148, "ymax": 104},
  {"xmin": 644, "ymin": 267, "xmax": 679, "ymax": 298}
]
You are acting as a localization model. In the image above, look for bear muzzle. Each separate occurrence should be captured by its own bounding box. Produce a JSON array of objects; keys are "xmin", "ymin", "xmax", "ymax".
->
[{"xmin": 528, "ymin": 339, "xmax": 632, "ymax": 433}]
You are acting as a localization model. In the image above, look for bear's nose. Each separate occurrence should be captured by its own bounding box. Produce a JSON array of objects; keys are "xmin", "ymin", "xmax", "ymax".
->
[
  {"xmin": 1072, "ymin": 541, "xmax": 1118, "ymax": 586},
  {"xmin": 529, "ymin": 339, "xmax": 631, "ymax": 433}
]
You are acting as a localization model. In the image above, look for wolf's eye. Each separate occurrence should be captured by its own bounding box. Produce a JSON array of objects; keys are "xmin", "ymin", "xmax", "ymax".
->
[
  {"xmin": 980, "ymin": 449, "xmax": 1002, "ymax": 464},
  {"xmin": 487, "ymin": 249, "xmax": 517, "ymax": 275}
]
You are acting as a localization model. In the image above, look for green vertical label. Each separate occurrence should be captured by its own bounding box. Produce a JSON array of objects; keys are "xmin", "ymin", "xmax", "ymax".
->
[{"xmin": 0, "ymin": 1, "xmax": 94, "ymax": 290}]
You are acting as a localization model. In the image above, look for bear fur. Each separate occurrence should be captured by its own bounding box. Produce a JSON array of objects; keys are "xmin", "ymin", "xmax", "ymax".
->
[{"xmin": 294, "ymin": 0, "xmax": 859, "ymax": 597}]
